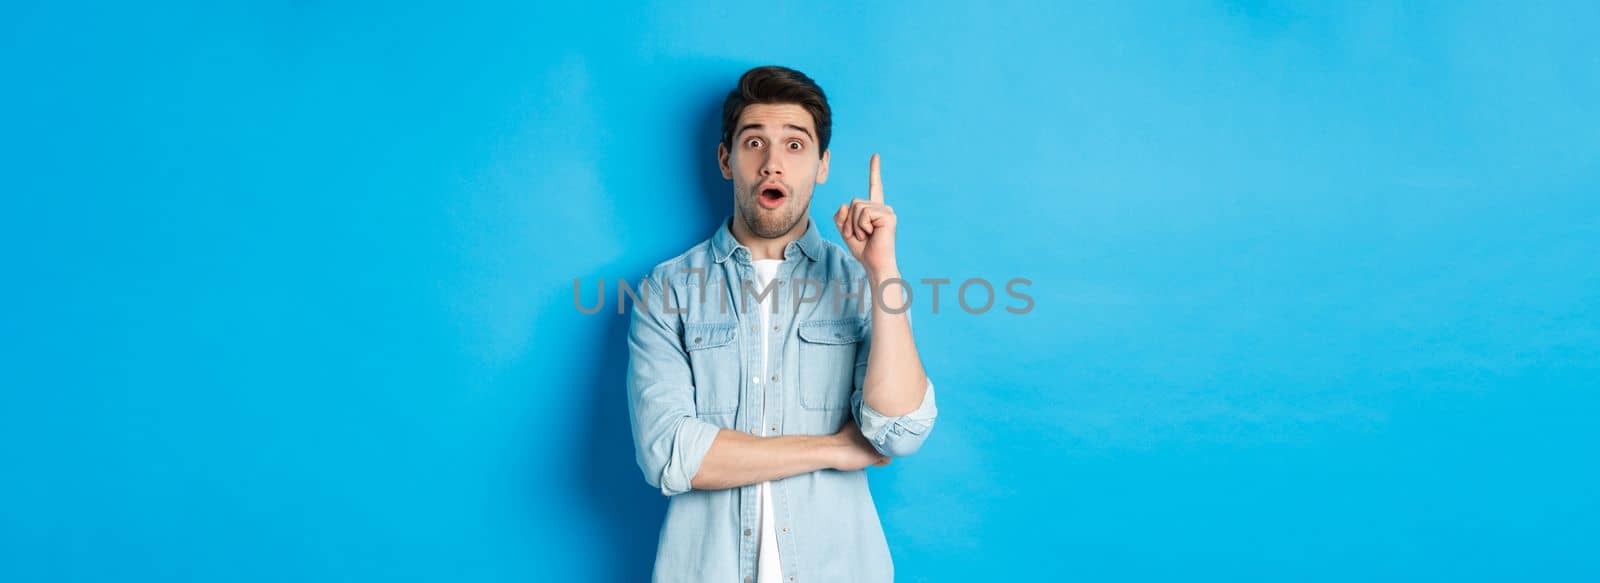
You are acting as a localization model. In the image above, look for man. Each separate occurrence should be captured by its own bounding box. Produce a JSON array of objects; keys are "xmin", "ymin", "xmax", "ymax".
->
[{"xmin": 627, "ymin": 65, "xmax": 938, "ymax": 583}]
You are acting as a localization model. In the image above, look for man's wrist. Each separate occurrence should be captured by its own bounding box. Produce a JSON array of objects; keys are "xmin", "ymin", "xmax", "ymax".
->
[
  {"xmin": 866, "ymin": 265, "xmax": 901, "ymax": 284},
  {"xmin": 815, "ymin": 433, "xmax": 848, "ymax": 471}
]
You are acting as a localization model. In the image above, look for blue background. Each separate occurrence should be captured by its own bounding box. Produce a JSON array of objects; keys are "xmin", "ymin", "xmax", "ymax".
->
[{"xmin": 3, "ymin": 2, "xmax": 1597, "ymax": 581}]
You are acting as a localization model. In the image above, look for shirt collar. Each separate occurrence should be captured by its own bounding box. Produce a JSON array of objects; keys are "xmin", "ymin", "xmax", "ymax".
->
[{"xmin": 711, "ymin": 215, "xmax": 824, "ymax": 264}]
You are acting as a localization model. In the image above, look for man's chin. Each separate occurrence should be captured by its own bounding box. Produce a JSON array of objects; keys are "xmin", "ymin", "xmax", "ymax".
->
[{"xmin": 743, "ymin": 207, "xmax": 806, "ymax": 239}]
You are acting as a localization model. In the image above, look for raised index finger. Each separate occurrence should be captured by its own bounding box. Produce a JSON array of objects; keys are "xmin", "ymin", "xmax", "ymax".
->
[{"xmin": 868, "ymin": 153, "xmax": 883, "ymax": 203}]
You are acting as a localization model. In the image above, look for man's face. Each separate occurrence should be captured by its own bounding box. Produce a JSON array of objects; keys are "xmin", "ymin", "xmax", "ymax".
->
[{"xmin": 719, "ymin": 103, "xmax": 830, "ymax": 239}]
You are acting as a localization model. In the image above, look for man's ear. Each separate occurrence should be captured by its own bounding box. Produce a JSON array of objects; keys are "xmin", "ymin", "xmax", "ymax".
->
[
  {"xmin": 816, "ymin": 149, "xmax": 830, "ymax": 184},
  {"xmin": 717, "ymin": 142, "xmax": 733, "ymax": 180}
]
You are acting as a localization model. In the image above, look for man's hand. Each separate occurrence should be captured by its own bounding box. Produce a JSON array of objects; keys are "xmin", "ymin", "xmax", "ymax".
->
[
  {"xmin": 830, "ymin": 419, "xmax": 891, "ymax": 471},
  {"xmin": 833, "ymin": 154, "xmax": 898, "ymax": 276}
]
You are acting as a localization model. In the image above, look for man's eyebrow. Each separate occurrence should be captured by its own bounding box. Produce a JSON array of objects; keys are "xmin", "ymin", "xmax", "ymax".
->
[
  {"xmin": 735, "ymin": 123, "xmax": 765, "ymax": 137},
  {"xmin": 735, "ymin": 123, "xmax": 815, "ymax": 141},
  {"xmin": 783, "ymin": 124, "xmax": 814, "ymax": 140}
]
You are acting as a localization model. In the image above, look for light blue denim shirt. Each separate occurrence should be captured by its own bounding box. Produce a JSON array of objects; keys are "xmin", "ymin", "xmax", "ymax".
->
[{"xmin": 626, "ymin": 215, "xmax": 938, "ymax": 583}]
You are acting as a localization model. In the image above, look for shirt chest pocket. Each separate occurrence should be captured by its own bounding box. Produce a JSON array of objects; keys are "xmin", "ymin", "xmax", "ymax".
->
[
  {"xmin": 684, "ymin": 322, "xmax": 740, "ymax": 416},
  {"xmin": 797, "ymin": 318, "xmax": 865, "ymax": 411}
]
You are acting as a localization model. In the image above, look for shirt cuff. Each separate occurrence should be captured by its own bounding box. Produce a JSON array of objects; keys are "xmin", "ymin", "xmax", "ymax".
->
[
  {"xmin": 659, "ymin": 416, "xmax": 720, "ymax": 496},
  {"xmin": 854, "ymin": 379, "xmax": 938, "ymax": 458}
]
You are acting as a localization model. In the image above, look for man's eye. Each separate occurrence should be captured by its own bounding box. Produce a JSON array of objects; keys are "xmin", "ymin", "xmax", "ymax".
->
[
  {"xmin": 745, "ymin": 138, "xmax": 762, "ymax": 148},
  {"xmin": 787, "ymin": 141, "xmax": 803, "ymax": 151}
]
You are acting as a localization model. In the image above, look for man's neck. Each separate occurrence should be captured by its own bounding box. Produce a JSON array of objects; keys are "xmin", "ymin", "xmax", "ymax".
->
[{"xmin": 730, "ymin": 214, "xmax": 809, "ymax": 261}]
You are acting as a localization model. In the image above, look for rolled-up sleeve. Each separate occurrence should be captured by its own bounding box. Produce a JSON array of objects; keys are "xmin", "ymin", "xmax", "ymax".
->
[
  {"xmin": 626, "ymin": 273, "xmax": 720, "ymax": 496},
  {"xmin": 852, "ymin": 378, "xmax": 937, "ymax": 458}
]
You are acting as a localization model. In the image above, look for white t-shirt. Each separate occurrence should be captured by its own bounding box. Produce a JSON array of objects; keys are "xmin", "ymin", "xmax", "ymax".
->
[{"xmin": 752, "ymin": 259, "xmax": 784, "ymax": 582}]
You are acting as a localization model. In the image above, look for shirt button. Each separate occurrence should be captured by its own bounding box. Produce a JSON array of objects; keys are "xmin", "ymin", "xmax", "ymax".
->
[
  {"xmin": 745, "ymin": 577, "xmax": 752, "ymax": 583},
  {"xmin": 752, "ymin": 376, "xmax": 761, "ymax": 384},
  {"xmin": 769, "ymin": 425, "xmax": 778, "ymax": 433},
  {"xmin": 781, "ymin": 526, "xmax": 790, "ymax": 534},
  {"xmin": 771, "ymin": 375, "xmax": 779, "ymax": 383},
  {"xmin": 772, "ymin": 324, "xmax": 780, "ymax": 331},
  {"xmin": 744, "ymin": 529, "xmax": 752, "ymax": 536},
  {"xmin": 751, "ymin": 326, "xmax": 757, "ymax": 332}
]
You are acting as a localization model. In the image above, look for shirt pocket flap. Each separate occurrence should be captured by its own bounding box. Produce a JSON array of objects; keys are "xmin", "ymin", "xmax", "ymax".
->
[
  {"xmin": 798, "ymin": 319, "xmax": 865, "ymax": 345},
  {"xmin": 684, "ymin": 322, "xmax": 737, "ymax": 351}
]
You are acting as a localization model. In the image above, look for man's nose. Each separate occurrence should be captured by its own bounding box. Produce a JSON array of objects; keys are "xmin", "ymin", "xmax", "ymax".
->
[{"xmin": 761, "ymin": 153, "xmax": 783, "ymax": 176}]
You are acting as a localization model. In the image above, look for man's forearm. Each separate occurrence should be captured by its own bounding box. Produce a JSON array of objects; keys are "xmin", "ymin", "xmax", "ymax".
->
[
  {"xmin": 863, "ymin": 267, "xmax": 930, "ymax": 417},
  {"xmin": 689, "ymin": 430, "xmax": 840, "ymax": 491}
]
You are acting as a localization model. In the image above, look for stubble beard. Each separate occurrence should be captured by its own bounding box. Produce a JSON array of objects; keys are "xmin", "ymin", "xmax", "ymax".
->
[{"xmin": 737, "ymin": 187, "xmax": 807, "ymax": 239}]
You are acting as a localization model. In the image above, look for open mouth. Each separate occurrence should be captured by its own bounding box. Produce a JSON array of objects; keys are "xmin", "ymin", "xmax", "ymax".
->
[{"xmin": 757, "ymin": 184, "xmax": 788, "ymax": 209}]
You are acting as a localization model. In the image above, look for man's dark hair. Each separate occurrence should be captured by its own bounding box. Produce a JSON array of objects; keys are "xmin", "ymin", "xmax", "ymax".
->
[{"xmin": 720, "ymin": 66, "xmax": 831, "ymax": 158}]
